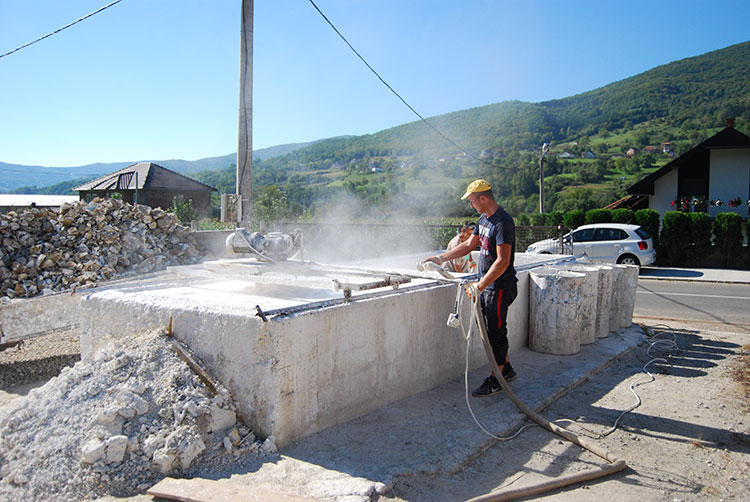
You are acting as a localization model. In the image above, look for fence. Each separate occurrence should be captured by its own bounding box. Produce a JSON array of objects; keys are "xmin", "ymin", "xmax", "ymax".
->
[{"xmin": 516, "ymin": 225, "xmax": 574, "ymax": 254}]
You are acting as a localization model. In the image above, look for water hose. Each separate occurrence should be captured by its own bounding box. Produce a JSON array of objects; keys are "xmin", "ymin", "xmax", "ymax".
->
[
  {"xmin": 411, "ymin": 261, "xmax": 627, "ymax": 501},
  {"xmin": 462, "ymin": 282, "xmax": 627, "ymax": 502}
]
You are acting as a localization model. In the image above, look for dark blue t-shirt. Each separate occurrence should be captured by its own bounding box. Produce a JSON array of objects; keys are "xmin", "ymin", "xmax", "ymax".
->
[{"xmin": 473, "ymin": 206, "xmax": 517, "ymax": 290}]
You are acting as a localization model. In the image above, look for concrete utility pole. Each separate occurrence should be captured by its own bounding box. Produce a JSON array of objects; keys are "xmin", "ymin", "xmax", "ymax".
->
[
  {"xmin": 237, "ymin": 0, "xmax": 253, "ymax": 227},
  {"xmin": 539, "ymin": 143, "xmax": 549, "ymax": 214}
]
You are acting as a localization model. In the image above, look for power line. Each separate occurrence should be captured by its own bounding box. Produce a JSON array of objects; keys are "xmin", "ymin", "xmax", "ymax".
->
[
  {"xmin": 0, "ymin": 0, "xmax": 124, "ymax": 60},
  {"xmin": 306, "ymin": 0, "xmax": 492, "ymax": 166}
]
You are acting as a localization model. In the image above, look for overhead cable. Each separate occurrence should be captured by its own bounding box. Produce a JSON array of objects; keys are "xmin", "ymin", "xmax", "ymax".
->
[
  {"xmin": 0, "ymin": 0, "xmax": 124, "ymax": 60},
  {"xmin": 306, "ymin": 0, "xmax": 491, "ymax": 166}
]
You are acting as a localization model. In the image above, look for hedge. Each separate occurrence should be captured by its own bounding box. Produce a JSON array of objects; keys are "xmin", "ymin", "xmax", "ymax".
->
[
  {"xmin": 585, "ymin": 209, "xmax": 612, "ymax": 224},
  {"xmin": 611, "ymin": 208, "xmax": 636, "ymax": 224},
  {"xmin": 688, "ymin": 212, "xmax": 713, "ymax": 266},
  {"xmin": 660, "ymin": 211, "xmax": 691, "ymax": 265},
  {"xmin": 562, "ymin": 209, "xmax": 585, "ymax": 228},
  {"xmin": 713, "ymin": 212, "xmax": 743, "ymax": 267},
  {"xmin": 635, "ymin": 209, "xmax": 660, "ymax": 244}
]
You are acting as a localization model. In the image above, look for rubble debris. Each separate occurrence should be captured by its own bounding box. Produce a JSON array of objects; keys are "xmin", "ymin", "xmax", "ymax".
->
[
  {"xmin": 0, "ymin": 198, "xmax": 204, "ymax": 299},
  {"xmin": 0, "ymin": 329, "xmax": 266, "ymax": 502}
]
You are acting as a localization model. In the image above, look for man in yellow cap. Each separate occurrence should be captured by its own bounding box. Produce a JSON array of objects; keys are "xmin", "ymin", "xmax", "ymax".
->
[{"xmin": 426, "ymin": 179, "xmax": 518, "ymax": 397}]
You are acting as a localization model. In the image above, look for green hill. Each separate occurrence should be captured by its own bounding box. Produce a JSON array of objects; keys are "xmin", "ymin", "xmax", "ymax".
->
[
  {"xmin": 215, "ymin": 41, "xmax": 750, "ymax": 220},
  {"xmin": 7, "ymin": 41, "xmax": 750, "ymax": 220}
]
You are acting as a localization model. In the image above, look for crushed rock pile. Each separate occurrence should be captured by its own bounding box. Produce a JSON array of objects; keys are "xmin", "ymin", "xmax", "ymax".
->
[
  {"xmin": 0, "ymin": 198, "xmax": 204, "ymax": 299},
  {"xmin": 0, "ymin": 329, "xmax": 273, "ymax": 502}
]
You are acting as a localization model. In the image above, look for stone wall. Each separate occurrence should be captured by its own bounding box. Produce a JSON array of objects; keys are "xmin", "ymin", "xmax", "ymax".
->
[{"xmin": 0, "ymin": 198, "xmax": 204, "ymax": 299}]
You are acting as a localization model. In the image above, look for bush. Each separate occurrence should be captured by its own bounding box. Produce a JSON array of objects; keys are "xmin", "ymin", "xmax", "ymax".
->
[
  {"xmin": 563, "ymin": 209, "xmax": 585, "ymax": 228},
  {"xmin": 585, "ymin": 209, "xmax": 612, "ymax": 224},
  {"xmin": 611, "ymin": 208, "xmax": 636, "ymax": 224},
  {"xmin": 515, "ymin": 213, "xmax": 530, "ymax": 226},
  {"xmin": 544, "ymin": 211, "xmax": 564, "ymax": 226},
  {"xmin": 660, "ymin": 211, "xmax": 691, "ymax": 265},
  {"xmin": 169, "ymin": 194, "xmax": 197, "ymax": 225},
  {"xmin": 635, "ymin": 209, "xmax": 660, "ymax": 244},
  {"xmin": 713, "ymin": 212, "xmax": 743, "ymax": 267},
  {"xmin": 531, "ymin": 213, "xmax": 546, "ymax": 226},
  {"xmin": 688, "ymin": 212, "xmax": 713, "ymax": 266}
]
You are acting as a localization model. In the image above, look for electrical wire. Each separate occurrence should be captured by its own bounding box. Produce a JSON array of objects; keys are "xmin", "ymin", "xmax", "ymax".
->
[
  {"xmin": 0, "ymin": 1, "xmax": 124, "ymax": 60},
  {"xmin": 306, "ymin": 0, "xmax": 493, "ymax": 167}
]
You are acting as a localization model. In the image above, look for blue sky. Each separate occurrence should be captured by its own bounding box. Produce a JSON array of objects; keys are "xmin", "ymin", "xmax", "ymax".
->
[{"xmin": 1, "ymin": 0, "xmax": 749, "ymax": 167}]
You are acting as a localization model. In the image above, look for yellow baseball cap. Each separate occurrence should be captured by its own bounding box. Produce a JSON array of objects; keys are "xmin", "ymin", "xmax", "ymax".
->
[{"xmin": 461, "ymin": 179, "xmax": 492, "ymax": 200}]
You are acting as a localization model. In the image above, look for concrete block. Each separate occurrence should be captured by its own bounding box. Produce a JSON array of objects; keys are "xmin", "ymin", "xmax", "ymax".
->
[
  {"xmin": 551, "ymin": 265, "xmax": 599, "ymax": 344},
  {"xmin": 528, "ymin": 269, "xmax": 586, "ymax": 355}
]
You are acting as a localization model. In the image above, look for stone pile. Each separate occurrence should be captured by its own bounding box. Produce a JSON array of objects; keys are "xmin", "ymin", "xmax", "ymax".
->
[
  {"xmin": 0, "ymin": 329, "xmax": 272, "ymax": 502},
  {"xmin": 0, "ymin": 198, "xmax": 204, "ymax": 299}
]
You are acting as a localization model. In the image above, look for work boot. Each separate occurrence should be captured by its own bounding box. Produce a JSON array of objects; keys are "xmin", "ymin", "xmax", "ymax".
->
[{"xmin": 471, "ymin": 375, "xmax": 502, "ymax": 397}]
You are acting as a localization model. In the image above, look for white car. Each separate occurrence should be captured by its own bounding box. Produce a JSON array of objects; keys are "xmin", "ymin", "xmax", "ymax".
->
[{"xmin": 525, "ymin": 223, "xmax": 656, "ymax": 267}]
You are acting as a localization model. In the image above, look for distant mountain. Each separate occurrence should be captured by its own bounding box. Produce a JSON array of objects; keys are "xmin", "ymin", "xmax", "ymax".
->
[{"xmin": 0, "ymin": 140, "xmax": 328, "ymax": 193}]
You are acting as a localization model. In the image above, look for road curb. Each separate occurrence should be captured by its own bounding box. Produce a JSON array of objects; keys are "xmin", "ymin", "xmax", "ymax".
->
[{"xmin": 638, "ymin": 275, "xmax": 750, "ymax": 285}]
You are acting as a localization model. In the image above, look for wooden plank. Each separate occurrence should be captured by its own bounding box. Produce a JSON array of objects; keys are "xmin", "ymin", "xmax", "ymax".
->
[{"xmin": 147, "ymin": 477, "xmax": 325, "ymax": 502}]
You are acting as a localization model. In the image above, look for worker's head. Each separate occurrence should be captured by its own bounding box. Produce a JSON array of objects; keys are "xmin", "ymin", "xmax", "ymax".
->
[
  {"xmin": 459, "ymin": 222, "xmax": 475, "ymax": 241},
  {"xmin": 461, "ymin": 179, "xmax": 495, "ymax": 213}
]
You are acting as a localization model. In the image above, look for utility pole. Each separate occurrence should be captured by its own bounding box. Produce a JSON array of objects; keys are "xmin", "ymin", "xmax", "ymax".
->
[
  {"xmin": 237, "ymin": 0, "xmax": 253, "ymax": 227},
  {"xmin": 539, "ymin": 143, "xmax": 549, "ymax": 214}
]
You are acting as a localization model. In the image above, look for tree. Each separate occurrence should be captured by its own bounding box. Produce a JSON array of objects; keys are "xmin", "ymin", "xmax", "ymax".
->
[{"xmin": 169, "ymin": 195, "xmax": 196, "ymax": 225}]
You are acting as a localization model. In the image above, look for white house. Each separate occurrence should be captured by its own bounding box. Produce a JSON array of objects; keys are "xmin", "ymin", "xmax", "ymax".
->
[{"xmin": 626, "ymin": 120, "xmax": 750, "ymax": 231}]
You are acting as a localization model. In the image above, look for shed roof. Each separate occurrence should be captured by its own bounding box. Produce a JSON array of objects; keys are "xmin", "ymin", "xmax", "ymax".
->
[
  {"xmin": 627, "ymin": 126, "xmax": 750, "ymax": 195},
  {"xmin": 73, "ymin": 162, "xmax": 216, "ymax": 192}
]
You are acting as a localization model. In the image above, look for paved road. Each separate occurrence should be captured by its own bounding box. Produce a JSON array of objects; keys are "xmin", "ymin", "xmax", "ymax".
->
[{"xmin": 635, "ymin": 279, "xmax": 750, "ymax": 329}]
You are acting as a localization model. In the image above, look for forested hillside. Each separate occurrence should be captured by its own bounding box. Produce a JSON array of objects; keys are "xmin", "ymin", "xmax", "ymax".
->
[
  {"xmin": 12, "ymin": 41, "xmax": 750, "ymax": 222},
  {"xmin": 188, "ymin": 41, "xmax": 750, "ymax": 221}
]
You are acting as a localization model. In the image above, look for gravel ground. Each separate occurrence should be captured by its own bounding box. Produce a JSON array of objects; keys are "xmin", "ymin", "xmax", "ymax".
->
[
  {"xmin": 0, "ymin": 329, "xmax": 80, "ymax": 390},
  {"xmin": 2, "ymin": 321, "xmax": 748, "ymax": 502},
  {"xmin": 390, "ymin": 320, "xmax": 750, "ymax": 502}
]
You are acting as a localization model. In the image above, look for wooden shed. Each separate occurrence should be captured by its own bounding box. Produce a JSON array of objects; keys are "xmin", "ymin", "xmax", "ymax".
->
[{"xmin": 73, "ymin": 162, "xmax": 216, "ymax": 218}]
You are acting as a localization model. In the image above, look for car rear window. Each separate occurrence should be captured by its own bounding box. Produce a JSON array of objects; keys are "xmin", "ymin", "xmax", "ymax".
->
[
  {"xmin": 594, "ymin": 228, "xmax": 628, "ymax": 241},
  {"xmin": 635, "ymin": 227, "xmax": 650, "ymax": 240}
]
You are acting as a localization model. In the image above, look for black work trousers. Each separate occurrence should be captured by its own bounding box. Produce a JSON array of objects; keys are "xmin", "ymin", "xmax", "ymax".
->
[{"xmin": 479, "ymin": 282, "xmax": 518, "ymax": 367}]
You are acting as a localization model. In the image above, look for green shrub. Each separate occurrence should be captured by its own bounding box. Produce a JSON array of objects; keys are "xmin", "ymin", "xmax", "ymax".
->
[
  {"xmin": 713, "ymin": 212, "xmax": 743, "ymax": 267},
  {"xmin": 544, "ymin": 211, "xmax": 564, "ymax": 226},
  {"xmin": 563, "ymin": 209, "xmax": 585, "ymax": 228},
  {"xmin": 531, "ymin": 213, "xmax": 546, "ymax": 226},
  {"xmin": 635, "ymin": 209, "xmax": 660, "ymax": 244},
  {"xmin": 585, "ymin": 208, "xmax": 612, "ymax": 224},
  {"xmin": 660, "ymin": 211, "xmax": 691, "ymax": 265},
  {"xmin": 169, "ymin": 194, "xmax": 197, "ymax": 225},
  {"xmin": 688, "ymin": 212, "xmax": 712, "ymax": 266},
  {"xmin": 611, "ymin": 208, "xmax": 636, "ymax": 224},
  {"xmin": 515, "ymin": 213, "xmax": 530, "ymax": 226}
]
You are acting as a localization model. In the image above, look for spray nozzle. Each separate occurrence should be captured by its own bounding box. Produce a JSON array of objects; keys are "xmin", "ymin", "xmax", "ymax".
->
[{"xmin": 447, "ymin": 312, "xmax": 460, "ymax": 329}]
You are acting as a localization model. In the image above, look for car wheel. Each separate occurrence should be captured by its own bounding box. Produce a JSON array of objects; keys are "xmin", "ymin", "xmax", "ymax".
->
[{"xmin": 617, "ymin": 254, "xmax": 640, "ymax": 267}]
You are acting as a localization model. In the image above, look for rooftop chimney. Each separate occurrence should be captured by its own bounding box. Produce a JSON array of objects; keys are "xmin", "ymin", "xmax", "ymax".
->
[{"xmin": 725, "ymin": 117, "xmax": 735, "ymax": 128}]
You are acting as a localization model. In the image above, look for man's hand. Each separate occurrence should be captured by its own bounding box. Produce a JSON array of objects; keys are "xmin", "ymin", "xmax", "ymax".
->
[
  {"xmin": 425, "ymin": 255, "xmax": 443, "ymax": 266},
  {"xmin": 464, "ymin": 282, "xmax": 481, "ymax": 301}
]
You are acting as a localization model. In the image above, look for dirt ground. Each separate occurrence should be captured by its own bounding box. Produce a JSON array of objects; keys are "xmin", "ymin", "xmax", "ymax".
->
[
  {"xmin": 2, "ymin": 319, "xmax": 749, "ymax": 502},
  {"xmin": 388, "ymin": 318, "xmax": 750, "ymax": 502}
]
